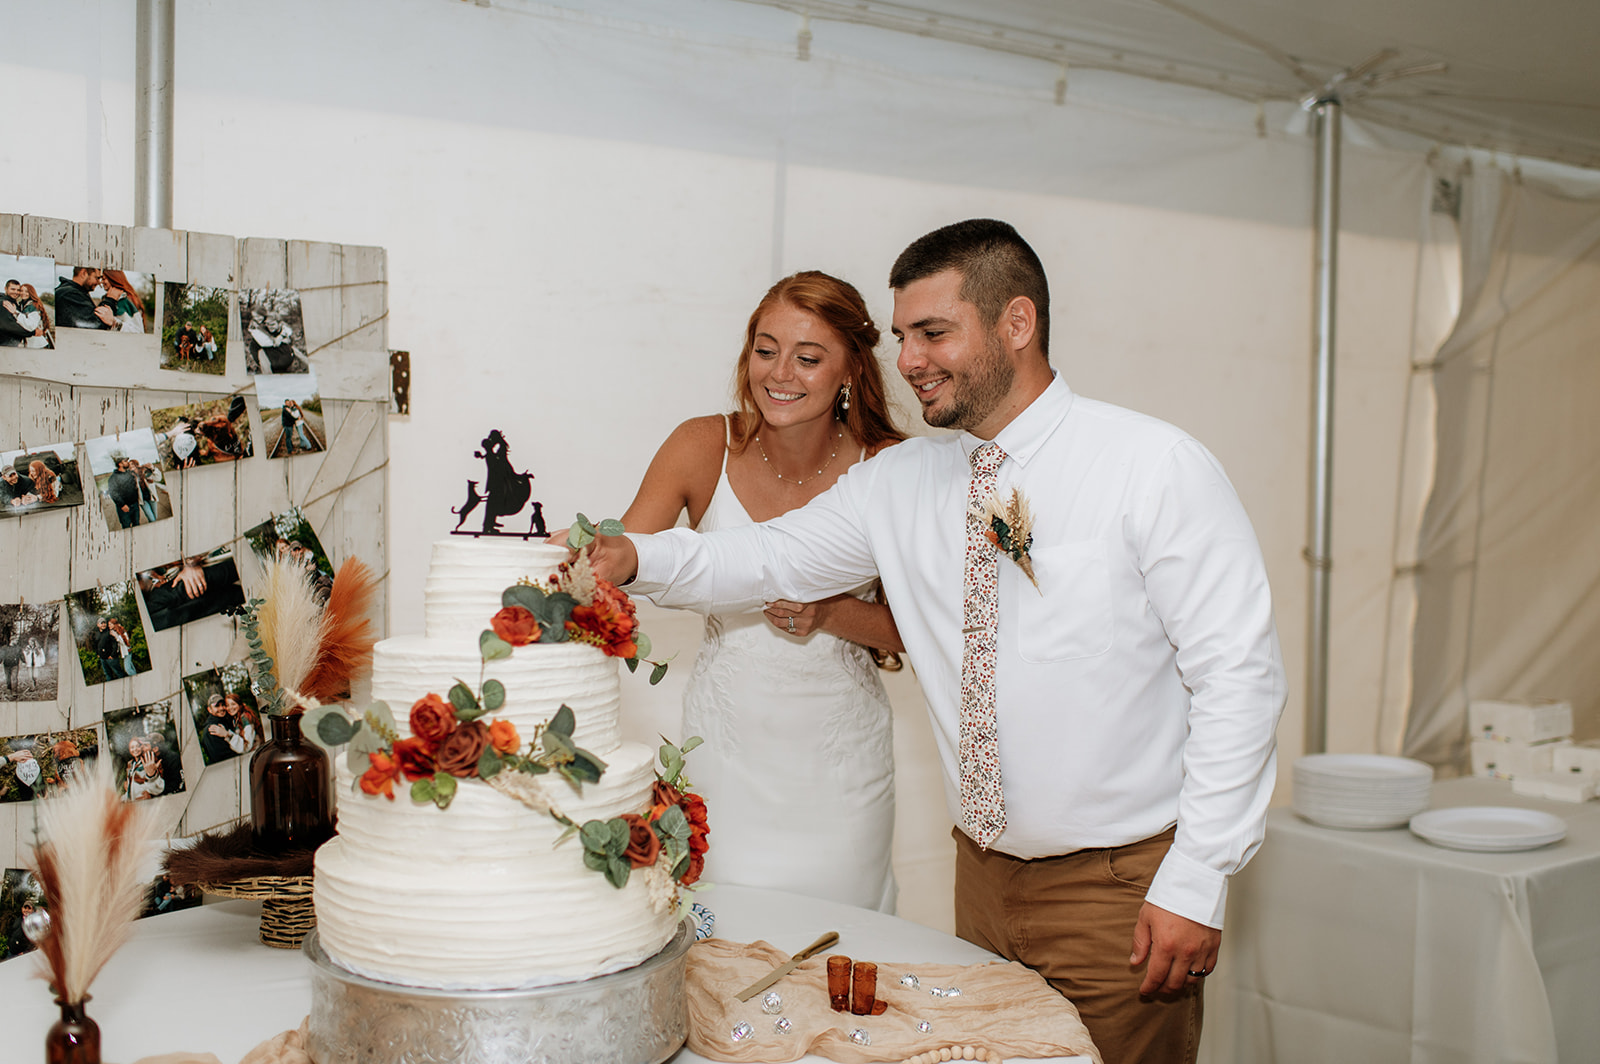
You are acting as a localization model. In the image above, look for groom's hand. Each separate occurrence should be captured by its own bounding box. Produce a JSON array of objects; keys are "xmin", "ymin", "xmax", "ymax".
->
[{"xmin": 585, "ymin": 532, "xmax": 638, "ymax": 587}]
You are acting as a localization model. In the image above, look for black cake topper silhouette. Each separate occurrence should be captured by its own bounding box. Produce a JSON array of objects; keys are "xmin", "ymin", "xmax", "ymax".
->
[{"xmin": 451, "ymin": 429, "xmax": 548, "ymax": 538}]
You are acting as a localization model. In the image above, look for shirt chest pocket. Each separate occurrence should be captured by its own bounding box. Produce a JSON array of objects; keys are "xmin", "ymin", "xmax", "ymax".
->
[{"xmin": 1014, "ymin": 540, "xmax": 1115, "ymax": 663}]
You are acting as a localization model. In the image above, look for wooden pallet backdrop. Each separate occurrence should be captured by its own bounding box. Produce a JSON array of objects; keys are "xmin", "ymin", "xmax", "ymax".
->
[{"xmin": 0, "ymin": 214, "xmax": 390, "ymax": 871}]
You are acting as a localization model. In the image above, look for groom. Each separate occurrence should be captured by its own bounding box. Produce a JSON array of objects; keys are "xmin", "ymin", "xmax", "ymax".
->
[{"xmin": 589, "ymin": 219, "xmax": 1284, "ymax": 1062}]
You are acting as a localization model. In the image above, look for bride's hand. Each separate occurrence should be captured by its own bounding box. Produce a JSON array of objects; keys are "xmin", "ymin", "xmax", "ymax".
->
[
  {"xmin": 547, "ymin": 527, "xmax": 570, "ymax": 549},
  {"xmin": 764, "ymin": 599, "xmax": 829, "ymax": 637}
]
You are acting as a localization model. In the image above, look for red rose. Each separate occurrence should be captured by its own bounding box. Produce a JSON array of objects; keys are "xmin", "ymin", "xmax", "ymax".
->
[
  {"xmin": 682, "ymin": 852, "xmax": 706, "ymax": 887},
  {"xmin": 567, "ymin": 578, "xmax": 639, "ymax": 659},
  {"xmin": 360, "ymin": 749, "xmax": 403, "ymax": 800},
  {"xmin": 683, "ymin": 792, "xmax": 710, "ymax": 856},
  {"xmin": 622, "ymin": 813, "xmax": 663, "ymax": 869},
  {"xmin": 491, "ymin": 606, "xmax": 541, "ymax": 647},
  {"xmin": 410, "ymin": 693, "xmax": 456, "ymax": 751},
  {"xmin": 434, "ymin": 720, "xmax": 490, "ymax": 777},
  {"xmin": 392, "ymin": 737, "xmax": 436, "ymax": 781}
]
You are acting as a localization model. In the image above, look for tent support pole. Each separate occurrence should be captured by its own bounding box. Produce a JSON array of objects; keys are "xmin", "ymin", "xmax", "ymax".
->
[
  {"xmin": 135, "ymin": 0, "xmax": 175, "ymax": 228},
  {"xmin": 1305, "ymin": 97, "xmax": 1341, "ymax": 754}
]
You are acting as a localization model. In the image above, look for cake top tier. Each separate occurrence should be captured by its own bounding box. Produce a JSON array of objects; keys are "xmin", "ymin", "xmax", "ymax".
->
[{"xmin": 424, "ymin": 538, "xmax": 571, "ymax": 638}]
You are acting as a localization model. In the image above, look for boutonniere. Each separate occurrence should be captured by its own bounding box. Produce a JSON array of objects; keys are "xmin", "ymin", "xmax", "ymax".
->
[{"xmin": 974, "ymin": 487, "xmax": 1039, "ymax": 591}]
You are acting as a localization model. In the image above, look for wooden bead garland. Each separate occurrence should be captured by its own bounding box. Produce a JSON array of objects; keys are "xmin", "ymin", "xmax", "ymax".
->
[{"xmin": 901, "ymin": 1047, "xmax": 1002, "ymax": 1064}]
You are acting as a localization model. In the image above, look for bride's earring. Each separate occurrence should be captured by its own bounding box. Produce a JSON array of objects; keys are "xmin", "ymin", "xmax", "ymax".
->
[{"xmin": 839, "ymin": 382, "xmax": 852, "ymax": 412}]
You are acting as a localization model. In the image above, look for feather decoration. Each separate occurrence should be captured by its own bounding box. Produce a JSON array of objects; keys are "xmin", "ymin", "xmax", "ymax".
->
[
  {"xmin": 302, "ymin": 558, "xmax": 380, "ymax": 704},
  {"xmin": 252, "ymin": 553, "xmax": 327, "ymax": 705},
  {"xmin": 26, "ymin": 758, "xmax": 158, "ymax": 1004}
]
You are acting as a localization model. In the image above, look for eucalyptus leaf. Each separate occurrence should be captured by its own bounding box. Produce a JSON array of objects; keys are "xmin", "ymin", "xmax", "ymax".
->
[
  {"xmin": 543, "ymin": 730, "xmax": 575, "ymax": 759},
  {"xmin": 656, "ymin": 803, "xmax": 689, "ymax": 839},
  {"xmin": 583, "ymin": 849, "xmax": 608, "ymax": 873},
  {"xmin": 568, "ymin": 525, "xmax": 594, "ymax": 551},
  {"xmin": 549, "ymin": 704, "xmax": 576, "ymax": 737},
  {"xmin": 659, "ymin": 745, "xmax": 684, "ymax": 781},
  {"xmin": 411, "ymin": 778, "xmax": 436, "ymax": 803},
  {"xmin": 633, "ymin": 631, "xmax": 652, "ymax": 660},
  {"xmin": 503, "ymin": 583, "xmax": 547, "ymax": 613},
  {"xmin": 433, "ymin": 774, "xmax": 458, "ymax": 808},
  {"xmin": 305, "ymin": 705, "xmax": 355, "ymax": 749},
  {"xmin": 346, "ymin": 746, "xmax": 375, "ymax": 774},
  {"xmin": 448, "ymin": 682, "xmax": 479, "ymax": 714},
  {"xmin": 597, "ymin": 518, "xmax": 625, "ymax": 537},
  {"xmin": 625, "ymin": 657, "xmax": 640, "ymax": 673},
  {"xmin": 679, "ymin": 735, "xmax": 704, "ymax": 755},
  {"xmin": 350, "ymin": 725, "xmax": 383, "ymax": 757},
  {"xmin": 580, "ymin": 820, "xmax": 612, "ymax": 851},
  {"xmin": 607, "ymin": 817, "xmax": 630, "ymax": 854},
  {"xmin": 605, "ymin": 856, "xmax": 630, "ymax": 889},
  {"xmin": 482, "ymin": 679, "xmax": 506, "ymax": 711},
  {"xmin": 671, "ymin": 853, "xmax": 690, "ymax": 880},
  {"xmin": 478, "ymin": 747, "xmax": 503, "ymax": 779},
  {"xmin": 516, "ymin": 759, "xmax": 550, "ymax": 776},
  {"xmin": 364, "ymin": 701, "xmax": 397, "ymax": 738},
  {"xmin": 479, "ymin": 631, "xmax": 513, "ymax": 661},
  {"xmin": 554, "ymin": 823, "xmax": 579, "ymax": 847},
  {"xmin": 650, "ymin": 662, "xmax": 669, "ymax": 686}
]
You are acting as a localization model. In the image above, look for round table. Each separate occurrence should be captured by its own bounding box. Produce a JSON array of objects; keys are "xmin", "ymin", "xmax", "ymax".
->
[{"xmin": 0, "ymin": 883, "xmax": 1091, "ymax": 1063}]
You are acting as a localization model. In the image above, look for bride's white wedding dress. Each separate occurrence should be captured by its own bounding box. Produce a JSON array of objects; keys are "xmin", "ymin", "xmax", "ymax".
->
[{"xmin": 680, "ymin": 419, "xmax": 897, "ymax": 912}]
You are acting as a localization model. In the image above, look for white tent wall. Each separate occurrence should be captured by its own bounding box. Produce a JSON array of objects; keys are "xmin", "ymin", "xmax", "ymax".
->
[
  {"xmin": 3, "ymin": 0, "xmax": 1448, "ymax": 930},
  {"xmin": 1400, "ymin": 161, "xmax": 1600, "ymax": 768}
]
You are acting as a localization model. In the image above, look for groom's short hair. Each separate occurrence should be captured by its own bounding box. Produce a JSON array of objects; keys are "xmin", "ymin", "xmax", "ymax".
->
[{"xmin": 889, "ymin": 219, "xmax": 1051, "ymax": 358}]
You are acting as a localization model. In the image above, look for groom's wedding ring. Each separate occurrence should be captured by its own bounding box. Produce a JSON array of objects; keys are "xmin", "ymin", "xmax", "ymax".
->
[
  {"xmin": 787, "ymin": 616, "xmax": 796, "ymax": 634},
  {"xmin": 1187, "ymin": 969, "xmax": 1210, "ymax": 978}
]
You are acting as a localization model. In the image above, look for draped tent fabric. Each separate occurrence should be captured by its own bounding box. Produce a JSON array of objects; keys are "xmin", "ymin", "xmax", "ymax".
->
[{"xmin": 1402, "ymin": 161, "xmax": 1600, "ymax": 766}]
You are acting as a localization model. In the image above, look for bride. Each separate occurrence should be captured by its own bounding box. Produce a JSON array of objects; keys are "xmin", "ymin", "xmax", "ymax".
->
[
  {"xmin": 613, "ymin": 271, "xmax": 908, "ymax": 912},
  {"xmin": 13, "ymin": 283, "xmax": 52, "ymax": 348}
]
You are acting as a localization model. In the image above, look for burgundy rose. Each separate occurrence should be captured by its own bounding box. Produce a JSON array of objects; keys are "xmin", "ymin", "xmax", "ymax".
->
[
  {"xmin": 392, "ymin": 737, "xmax": 437, "ymax": 782},
  {"xmin": 434, "ymin": 720, "xmax": 490, "ymax": 777},
  {"xmin": 622, "ymin": 813, "xmax": 662, "ymax": 869},
  {"xmin": 410, "ymin": 693, "xmax": 457, "ymax": 752}
]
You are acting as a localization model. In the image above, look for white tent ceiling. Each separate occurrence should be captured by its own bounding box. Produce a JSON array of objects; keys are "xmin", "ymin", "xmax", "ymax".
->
[{"xmin": 730, "ymin": 0, "xmax": 1600, "ymax": 170}]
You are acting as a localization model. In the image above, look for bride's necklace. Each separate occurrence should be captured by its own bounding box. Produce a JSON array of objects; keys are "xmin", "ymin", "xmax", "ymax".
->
[{"xmin": 755, "ymin": 429, "xmax": 844, "ymax": 486}]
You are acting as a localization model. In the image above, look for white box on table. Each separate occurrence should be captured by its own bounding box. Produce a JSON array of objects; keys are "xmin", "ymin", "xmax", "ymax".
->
[
  {"xmin": 1470, "ymin": 737, "xmax": 1571, "ymax": 779},
  {"xmin": 1511, "ymin": 771, "xmax": 1599, "ymax": 803},
  {"xmin": 1467, "ymin": 700, "xmax": 1574, "ymax": 744},
  {"xmin": 1552, "ymin": 741, "xmax": 1600, "ymax": 775}
]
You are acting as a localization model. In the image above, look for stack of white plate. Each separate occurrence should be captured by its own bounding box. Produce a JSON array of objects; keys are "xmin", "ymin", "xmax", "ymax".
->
[{"xmin": 1292, "ymin": 754, "xmax": 1433, "ymax": 829}]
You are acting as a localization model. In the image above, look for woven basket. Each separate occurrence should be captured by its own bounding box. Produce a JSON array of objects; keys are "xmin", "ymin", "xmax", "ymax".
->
[{"xmin": 199, "ymin": 875, "xmax": 316, "ymax": 949}]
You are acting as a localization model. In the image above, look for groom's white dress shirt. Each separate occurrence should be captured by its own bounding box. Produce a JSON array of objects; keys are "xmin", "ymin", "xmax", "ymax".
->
[{"xmin": 630, "ymin": 375, "xmax": 1285, "ymax": 928}]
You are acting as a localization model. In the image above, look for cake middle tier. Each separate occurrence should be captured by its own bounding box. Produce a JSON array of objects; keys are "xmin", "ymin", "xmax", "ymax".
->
[{"xmin": 371, "ymin": 635, "xmax": 623, "ymax": 757}]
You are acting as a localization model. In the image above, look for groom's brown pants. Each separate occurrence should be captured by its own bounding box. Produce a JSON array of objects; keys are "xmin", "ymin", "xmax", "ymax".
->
[{"xmin": 954, "ymin": 826, "xmax": 1202, "ymax": 1064}]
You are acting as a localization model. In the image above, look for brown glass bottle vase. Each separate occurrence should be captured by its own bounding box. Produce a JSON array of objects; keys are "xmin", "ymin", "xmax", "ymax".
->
[
  {"xmin": 249, "ymin": 710, "xmax": 334, "ymax": 854},
  {"xmin": 47, "ymin": 997, "xmax": 100, "ymax": 1064}
]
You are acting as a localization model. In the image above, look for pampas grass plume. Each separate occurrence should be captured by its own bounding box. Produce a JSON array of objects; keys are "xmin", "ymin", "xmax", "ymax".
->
[
  {"xmin": 253, "ymin": 553, "xmax": 327, "ymax": 701},
  {"xmin": 302, "ymin": 557, "xmax": 379, "ymax": 703},
  {"xmin": 26, "ymin": 758, "xmax": 158, "ymax": 1003}
]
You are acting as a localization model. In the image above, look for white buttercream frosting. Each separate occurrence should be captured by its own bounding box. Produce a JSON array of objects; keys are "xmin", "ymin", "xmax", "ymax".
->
[{"xmin": 313, "ymin": 538, "xmax": 677, "ymax": 990}]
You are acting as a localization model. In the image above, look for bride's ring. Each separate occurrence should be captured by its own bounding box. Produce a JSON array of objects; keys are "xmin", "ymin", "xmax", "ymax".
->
[{"xmin": 786, "ymin": 616, "xmax": 796, "ymax": 634}]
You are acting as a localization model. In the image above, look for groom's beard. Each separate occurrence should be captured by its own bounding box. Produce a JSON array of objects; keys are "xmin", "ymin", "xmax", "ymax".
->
[{"xmin": 921, "ymin": 332, "xmax": 1016, "ymax": 432}]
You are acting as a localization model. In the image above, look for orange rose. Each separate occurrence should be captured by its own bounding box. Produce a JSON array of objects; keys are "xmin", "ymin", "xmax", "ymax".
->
[
  {"xmin": 683, "ymin": 792, "xmax": 710, "ymax": 856},
  {"xmin": 409, "ymin": 693, "xmax": 456, "ymax": 751},
  {"xmin": 622, "ymin": 813, "xmax": 662, "ymax": 869},
  {"xmin": 491, "ymin": 606, "xmax": 541, "ymax": 647},
  {"xmin": 567, "ymin": 578, "xmax": 639, "ymax": 659},
  {"xmin": 392, "ymin": 737, "xmax": 437, "ymax": 781},
  {"xmin": 489, "ymin": 719, "xmax": 521, "ymax": 755},
  {"xmin": 360, "ymin": 749, "xmax": 403, "ymax": 800}
]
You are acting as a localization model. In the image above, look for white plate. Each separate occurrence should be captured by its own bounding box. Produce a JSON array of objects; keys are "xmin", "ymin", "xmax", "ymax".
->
[
  {"xmin": 1408, "ymin": 806, "xmax": 1567, "ymax": 852},
  {"xmin": 1295, "ymin": 754, "xmax": 1433, "ymax": 781}
]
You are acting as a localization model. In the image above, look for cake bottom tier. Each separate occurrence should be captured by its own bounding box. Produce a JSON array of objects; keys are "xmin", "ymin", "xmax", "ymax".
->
[{"xmin": 313, "ymin": 741, "xmax": 680, "ymax": 990}]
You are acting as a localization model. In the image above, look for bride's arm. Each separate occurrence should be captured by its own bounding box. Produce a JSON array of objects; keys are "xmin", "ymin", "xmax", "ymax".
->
[
  {"xmin": 763, "ymin": 594, "xmax": 904, "ymax": 653},
  {"xmin": 619, "ymin": 415, "xmax": 725, "ymax": 533}
]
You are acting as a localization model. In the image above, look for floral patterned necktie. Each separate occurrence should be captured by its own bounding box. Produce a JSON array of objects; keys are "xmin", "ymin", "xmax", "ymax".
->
[{"xmin": 961, "ymin": 441, "xmax": 1007, "ymax": 847}]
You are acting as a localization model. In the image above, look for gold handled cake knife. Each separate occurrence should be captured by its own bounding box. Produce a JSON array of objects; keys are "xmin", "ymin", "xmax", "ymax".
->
[{"xmin": 733, "ymin": 931, "xmax": 840, "ymax": 1001}]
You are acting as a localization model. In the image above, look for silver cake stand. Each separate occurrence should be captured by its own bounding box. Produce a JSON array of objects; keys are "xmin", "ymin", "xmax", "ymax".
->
[{"xmin": 303, "ymin": 918, "xmax": 694, "ymax": 1064}]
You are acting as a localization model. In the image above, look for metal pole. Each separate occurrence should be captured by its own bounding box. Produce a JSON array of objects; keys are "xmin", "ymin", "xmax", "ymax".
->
[
  {"xmin": 134, "ymin": 0, "xmax": 175, "ymax": 228},
  {"xmin": 1305, "ymin": 97, "xmax": 1341, "ymax": 754}
]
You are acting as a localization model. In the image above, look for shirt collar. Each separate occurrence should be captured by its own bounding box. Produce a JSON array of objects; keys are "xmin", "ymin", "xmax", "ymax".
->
[{"xmin": 959, "ymin": 372, "xmax": 1074, "ymax": 468}]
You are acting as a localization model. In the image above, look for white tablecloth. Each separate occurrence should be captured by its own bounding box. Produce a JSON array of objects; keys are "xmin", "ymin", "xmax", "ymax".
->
[
  {"xmin": 1202, "ymin": 776, "xmax": 1600, "ymax": 1064},
  {"xmin": 0, "ymin": 883, "xmax": 1089, "ymax": 1063}
]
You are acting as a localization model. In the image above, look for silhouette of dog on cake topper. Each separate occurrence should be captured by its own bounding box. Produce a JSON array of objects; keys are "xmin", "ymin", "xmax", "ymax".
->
[{"xmin": 450, "ymin": 429, "xmax": 548, "ymax": 538}]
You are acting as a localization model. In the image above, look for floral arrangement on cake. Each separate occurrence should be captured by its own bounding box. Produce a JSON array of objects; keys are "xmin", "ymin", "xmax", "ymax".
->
[{"xmin": 304, "ymin": 545, "xmax": 708, "ymax": 895}]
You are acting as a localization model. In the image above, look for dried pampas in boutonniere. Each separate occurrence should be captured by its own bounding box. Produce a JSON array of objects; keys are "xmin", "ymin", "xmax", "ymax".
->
[
  {"xmin": 975, "ymin": 487, "xmax": 1039, "ymax": 591},
  {"xmin": 25, "ymin": 758, "xmax": 160, "ymax": 1061}
]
